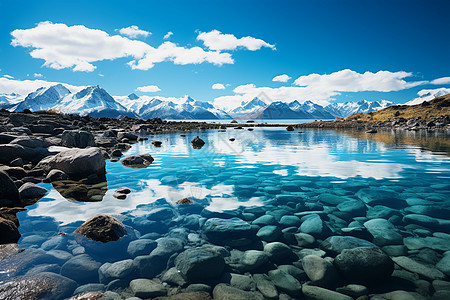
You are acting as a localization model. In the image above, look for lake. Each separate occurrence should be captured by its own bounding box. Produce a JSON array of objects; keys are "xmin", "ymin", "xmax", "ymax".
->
[{"xmin": 4, "ymin": 127, "xmax": 450, "ymax": 299}]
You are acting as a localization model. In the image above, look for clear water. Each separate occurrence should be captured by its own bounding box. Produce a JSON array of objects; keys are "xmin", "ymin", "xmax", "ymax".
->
[
  {"xmin": 5, "ymin": 127, "xmax": 450, "ymax": 298},
  {"xmin": 165, "ymin": 118, "xmax": 332, "ymax": 124}
]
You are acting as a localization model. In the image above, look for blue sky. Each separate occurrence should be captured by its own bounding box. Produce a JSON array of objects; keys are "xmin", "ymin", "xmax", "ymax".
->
[{"xmin": 0, "ymin": 0, "xmax": 449, "ymax": 108}]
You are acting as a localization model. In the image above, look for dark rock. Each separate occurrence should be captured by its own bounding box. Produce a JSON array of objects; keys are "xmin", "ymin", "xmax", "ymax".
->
[
  {"xmin": 74, "ymin": 215, "xmax": 126, "ymax": 243},
  {"xmin": 120, "ymin": 154, "xmax": 154, "ymax": 168},
  {"xmin": 10, "ymin": 158, "xmax": 24, "ymax": 167},
  {"xmin": 0, "ymin": 217, "xmax": 21, "ymax": 244},
  {"xmin": 61, "ymin": 130, "xmax": 95, "ymax": 148},
  {"xmin": 37, "ymin": 147, "xmax": 106, "ymax": 180},
  {"xmin": 334, "ymin": 247, "xmax": 394, "ymax": 284},
  {"xmin": 118, "ymin": 132, "xmax": 138, "ymax": 141},
  {"xmin": 302, "ymin": 255, "xmax": 339, "ymax": 287},
  {"xmin": 268, "ymin": 269, "xmax": 302, "ymax": 296},
  {"xmin": 213, "ymin": 283, "xmax": 263, "ymax": 300},
  {"xmin": 0, "ymin": 171, "xmax": 21, "ymax": 207},
  {"xmin": 175, "ymin": 248, "xmax": 225, "ymax": 282},
  {"xmin": 127, "ymin": 239, "xmax": 157, "ymax": 258},
  {"xmin": 10, "ymin": 136, "xmax": 51, "ymax": 148},
  {"xmin": 130, "ymin": 278, "xmax": 167, "ymax": 298},
  {"xmin": 18, "ymin": 182, "xmax": 48, "ymax": 199},
  {"xmin": 202, "ymin": 217, "xmax": 255, "ymax": 247},
  {"xmin": 113, "ymin": 193, "xmax": 126, "ymax": 199},
  {"xmin": 0, "ymin": 144, "xmax": 50, "ymax": 164},
  {"xmin": 191, "ymin": 136, "xmax": 205, "ymax": 149},
  {"xmin": 152, "ymin": 141, "xmax": 162, "ymax": 147},
  {"xmin": 60, "ymin": 254, "xmax": 101, "ymax": 284},
  {"xmin": 286, "ymin": 125, "xmax": 295, "ymax": 131},
  {"xmin": 110, "ymin": 149, "xmax": 122, "ymax": 157},
  {"xmin": 356, "ymin": 188, "xmax": 406, "ymax": 208},
  {"xmin": 98, "ymin": 259, "xmax": 137, "ymax": 284},
  {"xmin": 299, "ymin": 214, "xmax": 331, "ymax": 239},
  {"xmin": 302, "ymin": 285, "xmax": 352, "ymax": 300}
]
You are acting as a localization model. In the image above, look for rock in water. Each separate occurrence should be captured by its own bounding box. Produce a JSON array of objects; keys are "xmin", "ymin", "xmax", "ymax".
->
[
  {"xmin": 0, "ymin": 171, "xmax": 21, "ymax": 207},
  {"xmin": 334, "ymin": 247, "xmax": 394, "ymax": 284},
  {"xmin": 202, "ymin": 218, "xmax": 255, "ymax": 247},
  {"xmin": 61, "ymin": 130, "xmax": 95, "ymax": 148},
  {"xmin": 74, "ymin": 215, "xmax": 126, "ymax": 243},
  {"xmin": 18, "ymin": 182, "xmax": 48, "ymax": 200},
  {"xmin": 37, "ymin": 147, "xmax": 106, "ymax": 180},
  {"xmin": 120, "ymin": 154, "xmax": 154, "ymax": 168},
  {"xmin": 191, "ymin": 136, "xmax": 205, "ymax": 149},
  {"xmin": 175, "ymin": 248, "xmax": 225, "ymax": 282},
  {"xmin": 320, "ymin": 236, "xmax": 376, "ymax": 257},
  {"xmin": 302, "ymin": 255, "xmax": 338, "ymax": 287},
  {"xmin": 43, "ymin": 169, "xmax": 69, "ymax": 182},
  {"xmin": 286, "ymin": 125, "xmax": 294, "ymax": 131}
]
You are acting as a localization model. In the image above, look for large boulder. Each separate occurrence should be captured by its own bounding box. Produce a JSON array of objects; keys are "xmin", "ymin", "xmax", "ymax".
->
[
  {"xmin": 202, "ymin": 217, "xmax": 255, "ymax": 247},
  {"xmin": 74, "ymin": 215, "xmax": 126, "ymax": 243},
  {"xmin": 302, "ymin": 255, "xmax": 338, "ymax": 287},
  {"xmin": 0, "ymin": 171, "xmax": 21, "ymax": 207},
  {"xmin": 191, "ymin": 136, "xmax": 205, "ymax": 149},
  {"xmin": 120, "ymin": 154, "xmax": 154, "ymax": 168},
  {"xmin": 61, "ymin": 130, "xmax": 95, "ymax": 148},
  {"xmin": 363, "ymin": 218, "xmax": 403, "ymax": 246},
  {"xmin": 18, "ymin": 182, "xmax": 48, "ymax": 200},
  {"xmin": 0, "ymin": 144, "xmax": 50, "ymax": 164},
  {"xmin": 36, "ymin": 147, "xmax": 106, "ymax": 180},
  {"xmin": 175, "ymin": 248, "xmax": 225, "ymax": 282},
  {"xmin": 60, "ymin": 254, "xmax": 101, "ymax": 284},
  {"xmin": 10, "ymin": 136, "xmax": 51, "ymax": 148},
  {"xmin": 334, "ymin": 247, "xmax": 394, "ymax": 284},
  {"xmin": 320, "ymin": 236, "xmax": 376, "ymax": 257}
]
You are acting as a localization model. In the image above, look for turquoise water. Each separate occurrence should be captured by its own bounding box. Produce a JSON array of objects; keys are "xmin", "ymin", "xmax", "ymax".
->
[{"xmin": 4, "ymin": 127, "xmax": 450, "ymax": 298}]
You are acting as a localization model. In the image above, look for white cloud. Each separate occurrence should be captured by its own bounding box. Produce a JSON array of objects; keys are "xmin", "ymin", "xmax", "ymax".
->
[
  {"xmin": 431, "ymin": 77, "xmax": 450, "ymax": 85},
  {"xmin": 197, "ymin": 30, "xmax": 275, "ymax": 51},
  {"xmin": 214, "ymin": 69, "xmax": 428, "ymax": 110},
  {"xmin": 11, "ymin": 22, "xmax": 235, "ymax": 72},
  {"xmin": 118, "ymin": 25, "xmax": 151, "ymax": 38},
  {"xmin": 293, "ymin": 69, "xmax": 425, "ymax": 92},
  {"xmin": 163, "ymin": 31, "xmax": 173, "ymax": 39},
  {"xmin": 33, "ymin": 73, "xmax": 43, "ymax": 78},
  {"xmin": 405, "ymin": 87, "xmax": 450, "ymax": 105},
  {"xmin": 136, "ymin": 85, "xmax": 161, "ymax": 93},
  {"xmin": 0, "ymin": 76, "xmax": 84, "ymax": 96},
  {"xmin": 212, "ymin": 83, "xmax": 225, "ymax": 90},
  {"xmin": 272, "ymin": 74, "xmax": 291, "ymax": 82},
  {"xmin": 3, "ymin": 75, "xmax": 14, "ymax": 79}
]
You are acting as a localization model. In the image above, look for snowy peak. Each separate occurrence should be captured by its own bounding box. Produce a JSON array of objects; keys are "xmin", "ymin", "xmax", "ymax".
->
[
  {"xmin": 325, "ymin": 100, "xmax": 393, "ymax": 117},
  {"xmin": 14, "ymin": 84, "xmax": 71, "ymax": 112},
  {"xmin": 406, "ymin": 88, "xmax": 450, "ymax": 106},
  {"xmin": 128, "ymin": 93, "xmax": 139, "ymax": 100}
]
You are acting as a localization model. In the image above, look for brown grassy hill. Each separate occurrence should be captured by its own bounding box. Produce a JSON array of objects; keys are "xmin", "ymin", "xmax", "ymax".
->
[{"xmin": 345, "ymin": 94, "xmax": 450, "ymax": 122}]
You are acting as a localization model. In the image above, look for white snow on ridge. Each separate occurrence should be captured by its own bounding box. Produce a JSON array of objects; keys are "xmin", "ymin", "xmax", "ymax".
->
[{"xmin": 405, "ymin": 88, "xmax": 450, "ymax": 106}]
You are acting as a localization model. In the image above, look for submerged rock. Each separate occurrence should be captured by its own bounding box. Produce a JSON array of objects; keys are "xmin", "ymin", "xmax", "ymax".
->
[
  {"xmin": 392, "ymin": 256, "xmax": 445, "ymax": 280},
  {"xmin": 302, "ymin": 255, "xmax": 338, "ymax": 287},
  {"xmin": 302, "ymin": 284, "xmax": 352, "ymax": 300},
  {"xmin": 213, "ymin": 283, "xmax": 263, "ymax": 300},
  {"xmin": 202, "ymin": 217, "xmax": 255, "ymax": 247},
  {"xmin": 43, "ymin": 169, "xmax": 69, "ymax": 182},
  {"xmin": 320, "ymin": 236, "xmax": 376, "ymax": 257},
  {"xmin": 60, "ymin": 254, "xmax": 101, "ymax": 284},
  {"xmin": 175, "ymin": 248, "xmax": 225, "ymax": 282},
  {"xmin": 18, "ymin": 182, "xmax": 48, "ymax": 200},
  {"xmin": 334, "ymin": 246, "xmax": 394, "ymax": 284},
  {"xmin": 74, "ymin": 215, "xmax": 126, "ymax": 243},
  {"xmin": 363, "ymin": 218, "xmax": 403, "ymax": 246},
  {"xmin": 130, "ymin": 278, "xmax": 167, "ymax": 298}
]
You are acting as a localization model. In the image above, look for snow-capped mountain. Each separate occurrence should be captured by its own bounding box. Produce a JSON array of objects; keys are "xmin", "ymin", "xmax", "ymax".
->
[
  {"xmin": 0, "ymin": 92, "xmax": 23, "ymax": 110},
  {"xmin": 12, "ymin": 85, "xmax": 136, "ymax": 118},
  {"xmin": 405, "ymin": 88, "xmax": 450, "ymax": 106},
  {"xmin": 289, "ymin": 100, "xmax": 335, "ymax": 119},
  {"xmin": 230, "ymin": 97, "xmax": 268, "ymax": 117},
  {"xmin": 14, "ymin": 84, "xmax": 71, "ymax": 112},
  {"xmin": 116, "ymin": 94, "xmax": 231, "ymax": 120},
  {"xmin": 324, "ymin": 100, "xmax": 393, "ymax": 117}
]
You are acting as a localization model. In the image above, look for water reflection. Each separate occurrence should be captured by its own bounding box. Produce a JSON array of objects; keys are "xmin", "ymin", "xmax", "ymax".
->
[{"xmin": 25, "ymin": 128, "xmax": 450, "ymax": 226}]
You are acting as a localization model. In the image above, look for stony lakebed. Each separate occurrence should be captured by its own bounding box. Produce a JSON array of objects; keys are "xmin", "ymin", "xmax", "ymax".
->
[{"xmin": 0, "ymin": 112, "xmax": 449, "ymax": 300}]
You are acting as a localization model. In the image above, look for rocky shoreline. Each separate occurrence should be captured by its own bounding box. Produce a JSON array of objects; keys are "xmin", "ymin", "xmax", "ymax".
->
[{"xmin": 0, "ymin": 110, "xmax": 449, "ymax": 299}]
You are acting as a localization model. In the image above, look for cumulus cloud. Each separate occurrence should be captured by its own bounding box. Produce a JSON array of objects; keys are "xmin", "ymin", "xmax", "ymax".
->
[
  {"xmin": 33, "ymin": 73, "xmax": 43, "ymax": 78},
  {"xmin": 212, "ymin": 83, "xmax": 225, "ymax": 90},
  {"xmin": 214, "ymin": 69, "xmax": 428, "ymax": 110},
  {"xmin": 118, "ymin": 25, "xmax": 151, "ymax": 38},
  {"xmin": 3, "ymin": 75, "xmax": 14, "ymax": 79},
  {"xmin": 163, "ymin": 31, "xmax": 173, "ymax": 39},
  {"xmin": 136, "ymin": 85, "xmax": 161, "ymax": 93},
  {"xmin": 0, "ymin": 76, "xmax": 84, "ymax": 96},
  {"xmin": 11, "ymin": 22, "xmax": 234, "ymax": 72},
  {"xmin": 293, "ymin": 69, "xmax": 425, "ymax": 92},
  {"xmin": 431, "ymin": 77, "xmax": 450, "ymax": 85},
  {"xmin": 197, "ymin": 30, "xmax": 275, "ymax": 51},
  {"xmin": 272, "ymin": 74, "xmax": 291, "ymax": 82}
]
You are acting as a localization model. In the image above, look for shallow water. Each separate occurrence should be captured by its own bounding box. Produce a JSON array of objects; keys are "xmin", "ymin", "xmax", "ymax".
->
[{"xmin": 6, "ymin": 127, "xmax": 450, "ymax": 298}]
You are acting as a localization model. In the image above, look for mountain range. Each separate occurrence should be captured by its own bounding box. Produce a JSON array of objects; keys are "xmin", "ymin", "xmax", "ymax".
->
[{"xmin": 0, "ymin": 84, "xmax": 396, "ymax": 120}]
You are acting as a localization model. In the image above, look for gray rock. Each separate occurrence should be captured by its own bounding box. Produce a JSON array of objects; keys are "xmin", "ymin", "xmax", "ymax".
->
[
  {"xmin": 73, "ymin": 283, "xmax": 105, "ymax": 295},
  {"xmin": 10, "ymin": 136, "xmax": 51, "ymax": 148},
  {"xmin": 37, "ymin": 147, "xmax": 106, "ymax": 180},
  {"xmin": 268, "ymin": 269, "xmax": 302, "ymax": 296},
  {"xmin": 175, "ymin": 248, "xmax": 225, "ymax": 282},
  {"xmin": 279, "ymin": 215, "xmax": 301, "ymax": 227},
  {"xmin": 185, "ymin": 283, "xmax": 212, "ymax": 293},
  {"xmin": 129, "ymin": 278, "xmax": 167, "ymax": 298},
  {"xmin": 294, "ymin": 232, "xmax": 316, "ymax": 247},
  {"xmin": 147, "ymin": 207, "xmax": 175, "ymax": 221},
  {"xmin": 44, "ymin": 169, "xmax": 69, "ymax": 182},
  {"xmin": 335, "ymin": 284, "xmax": 369, "ymax": 298},
  {"xmin": 60, "ymin": 254, "xmax": 101, "ymax": 284},
  {"xmin": 392, "ymin": 256, "xmax": 445, "ymax": 280},
  {"xmin": 278, "ymin": 265, "xmax": 307, "ymax": 282},
  {"xmin": 363, "ymin": 218, "xmax": 403, "ymax": 246},
  {"xmin": 46, "ymin": 250, "xmax": 73, "ymax": 264},
  {"xmin": 257, "ymin": 225, "xmax": 281, "ymax": 242},
  {"xmin": 152, "ymin": 237, "xmax": 184, "ymax": 259},
  {"xmin": 403, "ymin": 236, "xmax": 450, "ymax": 252},
  {"xmin": 302, "ymin": 284, "xmax": 353, "ymax": 300},
  {"xmin": 161, "ymin": 267, "xmax": 188, "ymax": 287},
  {"xmin": 436, "ymin": 253, "xmax": 450, "ymax": 276},
  {"xmin": 61, "ymin": 130, "xmax": 95, "ymax": 148},
  {"xmin": 99, "ymin": 259, "xmax": 137, "ymax": 283},
  {"xmin": 18, "ymin": 182, "xmax": 48, "ymax": 199},
  {"xmin": 253, "ymin": 274, "xmax": 278, "ymax": 300},
  {"xmin": 241, "ymin": 250, "xmax": 269, "ymax": 271},
  {"xmin": 320, "ymin": 236, "xmax": 376, "ymax": 257},
  {"xmin": 224, "ymin": 273, "xmax": 255, "ymax": 291},
  {"xmin": 336, "ymin": 200, "xmax": 367, "ymax": 217},
  {"xmin": 213, "ymin": 283, "xmax": 263, "ymax": 300},
  {"xmin": 299, "ymin": 214, "xmax": 331, "ymax": 239},
  {"xmin": 403, "ymin": 214, "xmax": 450, "ymax": 232},
  {"xmin": 0, "ymin": 144, "xmax": 50, "ymax": 165},
  {"xmin": 252, "ymin": 215, "xmax": 277, "ymax": 226},
  {"xmin": 335, "ymin": 247, "xmax": 394, "ymax": 284},
  {"xmin": 127, "ymin": 239, "xmax": 157, "ymax": 258},
  {"xmin": 264, "ymin": 242, "xmax": 293, "ymax": 263},
  {"xmin": 302, "ymin": 255, "xmax": 338, "ymax": 287},
  {"xmin": 202, "ymin": 217, "xmax": 255, "ymax": 247}
]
